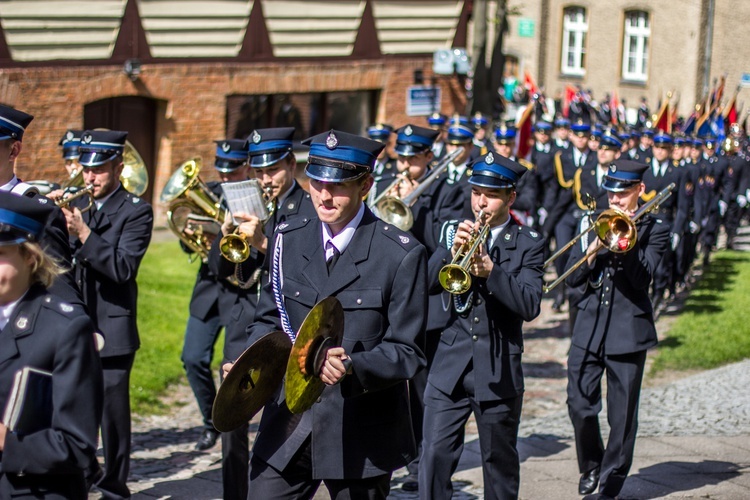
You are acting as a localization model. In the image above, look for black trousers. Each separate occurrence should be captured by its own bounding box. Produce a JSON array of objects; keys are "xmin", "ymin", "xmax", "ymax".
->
[
  {"xmin": 566, "ymin": 345, "xmax": 647, "ymax": 497},
  {"xmin": 181, "ymin": 308, "xmax": 222, "ymax": 430},
  {"xmin": 97, "ymin": 353, "xmax": 135, "ymax": 500},
  {"xmin": 419, "ymin": 362, "xmax": 523, "ymax": 500},
  {"xmin": 247, "ymin": 439, "xmax": 391, "ymax": 500}
]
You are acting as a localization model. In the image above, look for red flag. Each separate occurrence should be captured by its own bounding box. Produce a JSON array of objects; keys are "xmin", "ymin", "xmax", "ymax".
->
[
  {"xmin": 652, "ymin": 93, "xmax": 671, "ymax": 132},
  {"xmin": 563, "ymin": 85, "xmax": 577, "ymax": 118},
  {"xmin": 515, "ymin": 101, "xmax": 535, "ymax": 160},
  {"xmin": 610, "ymin": 91, "xmax": 620, "ymax": 125},
  {"xmin": 724, "ymin": 87, "xmax": 739, "ymax": 126},
  {"xmin": 523, "ymin": 70, "xmax": 539, "ymax": 96}
]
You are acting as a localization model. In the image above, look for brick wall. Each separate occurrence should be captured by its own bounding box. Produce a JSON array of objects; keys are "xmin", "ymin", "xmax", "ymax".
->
[{"xmin": 0, "ymin": 57, "xmax": 467, "ymax": 224}]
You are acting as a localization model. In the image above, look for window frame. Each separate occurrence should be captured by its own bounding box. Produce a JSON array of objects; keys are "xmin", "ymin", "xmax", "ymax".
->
[
  {"xmin": 560, "ymin": 6, "xmax": 588, "ymax": 77},
  {"xmin": 621, "ymin": 10, "xmax": 651, "ymax": 83}
]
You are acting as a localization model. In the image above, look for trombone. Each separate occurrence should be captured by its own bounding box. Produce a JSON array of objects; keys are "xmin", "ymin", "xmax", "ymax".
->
[
  {"xmin": 439, "ymin": 210, "xmax": 490, "ymax": 294},
  {"xmin": 55, "ymin": 185, "xmax": 95, "ymax": 213},
  {"xmin": 374, "ymin": 146, "xmax": 464, "ymax": 231},
  {"xmin": 543, "ymin": 183, "xmax": 675, "ymax": 293}
]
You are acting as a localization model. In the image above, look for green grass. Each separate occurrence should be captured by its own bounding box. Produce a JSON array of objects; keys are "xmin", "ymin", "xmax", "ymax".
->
[
  {"xmin": 651, "ymin": 250, "xmax": 750, "ymax": 374},
  {"xmin": 132, "ymin": 240, "xmax": 224, "ymax": 415}
]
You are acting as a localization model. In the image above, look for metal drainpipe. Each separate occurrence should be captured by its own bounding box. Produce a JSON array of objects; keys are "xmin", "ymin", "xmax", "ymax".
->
[{"xmin": 703, "ymin": 0, "xmax": 715, "ymax": 94}]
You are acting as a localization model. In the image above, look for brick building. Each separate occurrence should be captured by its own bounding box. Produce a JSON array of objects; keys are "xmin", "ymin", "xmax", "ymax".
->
[{"xmin": 0, "ymin": 0, "xmax": 471, "ymax": 221}]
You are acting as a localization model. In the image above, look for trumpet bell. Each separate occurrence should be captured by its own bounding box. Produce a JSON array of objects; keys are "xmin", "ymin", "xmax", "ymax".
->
[
  {"xmin": 374, "ymin": 197, "xmax": 414, "ymax": 231},
  {"xmin": 219, "ymin": 232, "xmax": 251, "ymax": 263},
  {"xmin": 439, "ymin": 264, "xmax": 472, "ymax": 295},
  {"xmin": 595, "ymin": 208, "xmax": 637, "ymax": 253}
]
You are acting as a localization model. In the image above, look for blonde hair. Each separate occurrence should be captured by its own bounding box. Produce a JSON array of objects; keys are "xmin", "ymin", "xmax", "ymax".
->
[{"xmin": 19, "ymin": 241, "xmax": 66, "ymax": 288}]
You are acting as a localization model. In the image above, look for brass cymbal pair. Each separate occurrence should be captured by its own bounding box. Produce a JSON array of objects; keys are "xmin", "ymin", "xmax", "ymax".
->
[{"xmin": 212, "ymin": 297, "xmax": 345, "ymax": 432}]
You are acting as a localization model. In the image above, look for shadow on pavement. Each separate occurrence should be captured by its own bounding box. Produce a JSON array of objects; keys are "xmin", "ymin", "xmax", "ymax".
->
[
  {"xmin": 620, "ymin": 460, "xmax": 742, "ymax": 499},
  {"xmin": 519, "ymin": 434, "xmax": 570, "ymax": 462},
  {"xmin": 523, "ymin": 360, "xmax": 567, "ymax": 379},
  {"xmin": 133, "ymin": 468, "xmax": 221, "ymax": 499},
  {"xmin": 132, "ymin": 426, "xmax": 205, "ymax": 452}
]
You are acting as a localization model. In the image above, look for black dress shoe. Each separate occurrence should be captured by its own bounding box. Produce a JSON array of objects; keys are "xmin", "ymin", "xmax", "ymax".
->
[
  {"xmin": 578, "ymin": 467, "xmax": 600, "ymax": 495},
  {"xmin": 195, "ymin": 428, "xmax": 219, "ymax": 451}
]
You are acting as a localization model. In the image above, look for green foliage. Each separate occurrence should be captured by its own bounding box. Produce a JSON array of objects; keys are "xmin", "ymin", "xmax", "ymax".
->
[
  {"xmin": 131, "ymin": 239, "xmax": 223, "ymax": 415},
  {"xmin": 651, "ymin": 251, "xmax": 750, "ymax": 374}
]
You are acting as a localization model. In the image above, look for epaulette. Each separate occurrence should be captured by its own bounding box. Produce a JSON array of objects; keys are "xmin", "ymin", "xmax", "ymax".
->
[
  {"xmin": 275, "ymin": 216, "xmax": 312, "ymax": 233},
  {"xmin": 125, "ymin": 191, "xmax": 144, "ymax": 205},
  {"xmin": 519, "ymin": 158, "xmax": 535, "ymax": 171},
  {"xmin": 379, "ymin": 221, "xmax": 420, "ymax": 251},
  {"xmin": 517, "ymin": 225, "xmax": 542, "ymax": 241},
  {"xmin": 41, "ymin": 295, "xmax": 80, "ymax": 317}
]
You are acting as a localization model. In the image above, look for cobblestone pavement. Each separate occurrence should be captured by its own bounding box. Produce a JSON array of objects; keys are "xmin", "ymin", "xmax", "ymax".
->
[{"xmin": 108, "ymin": 227, "xmax": 750, "ymax": 499}]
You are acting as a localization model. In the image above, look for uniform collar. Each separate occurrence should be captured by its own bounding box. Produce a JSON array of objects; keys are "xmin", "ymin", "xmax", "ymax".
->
[
  {"xmin": 322, "ymin": 201, "xmax": 365, "ymax": 257},
  {"xmin": 95, "ymin": 182, "xmax": 122, "ymax": 210},
  {"xmin": 0, "ymin": 288, "xmax": 28, "ymax": 331},
  {"xmin": 0, "ymin": 174, "xmax": 19, "ymax": 192}
]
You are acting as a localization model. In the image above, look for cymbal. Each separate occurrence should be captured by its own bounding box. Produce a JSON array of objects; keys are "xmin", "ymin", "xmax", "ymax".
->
[
  {"xmin": 285, "ymin": 296, "xmax": 345, "ymax": 414},
  {"xmin": 212, "ymin": 330, "xmax": 292, "ymax": 432}
]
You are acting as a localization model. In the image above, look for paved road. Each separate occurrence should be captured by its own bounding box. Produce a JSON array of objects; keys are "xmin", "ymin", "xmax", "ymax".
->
[{"xmin": 108, "ymin": 227, "xmax": 750, "ymax": 499}]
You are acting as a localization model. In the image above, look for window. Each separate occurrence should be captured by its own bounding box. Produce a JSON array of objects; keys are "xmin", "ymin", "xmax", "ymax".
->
[
  {"xmin": 226, "ymin": 91, "xmax": 379, "ymax": 141},
  {"xmin": 622, "ymin": 11, "xmax": 650, "ymax": 82},
  {"xmin": 561, "ymin": 6, "xmax": 587, "ymax": 76}
]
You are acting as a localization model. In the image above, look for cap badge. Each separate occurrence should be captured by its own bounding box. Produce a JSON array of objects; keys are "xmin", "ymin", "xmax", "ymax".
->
[
  {"xmin": 485, "ymin": 152, "xmax": 495, "ymax": 164},
  {"xmin": 82, "ymin": 133, "xmax": 92, "ymax": 144},
  {"xmin": 399, "ymin": 235, "xmax": 410, "ymax": 244},
  {"xmin": 222, "ymin": 142, "xmax": 231, "ymax": 153},
  {"xmin": 252, "ymin": 130, "xmax": 261, "ymax": 144},
  {"xmin": 66, "ymin": 131, "xmax": 74, "ymax": 141},
  {"xmin": 404, "ymin": 125, "xmax": 413, "ymax": 136},
  {"xmin": 15, "ymin": 316, "xmax": 29, "ymax": 330},
  {"xmin": 326, "ymin": 131, "xmax": 338, "ymax": 150},
  {"xmin": 611, "ymin": 165, "xmax": 617, "ymax": 173}
]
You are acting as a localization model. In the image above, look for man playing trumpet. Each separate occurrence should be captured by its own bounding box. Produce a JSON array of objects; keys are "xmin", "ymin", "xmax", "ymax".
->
[{"xmin": 421, "ymin": 153, "xmax": 545, "ymax": 499}]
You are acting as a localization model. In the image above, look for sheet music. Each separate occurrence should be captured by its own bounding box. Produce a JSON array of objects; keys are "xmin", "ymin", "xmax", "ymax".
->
[{"xmin": 221, "ymin": 180, "xmax": 270, "ymax": 224}]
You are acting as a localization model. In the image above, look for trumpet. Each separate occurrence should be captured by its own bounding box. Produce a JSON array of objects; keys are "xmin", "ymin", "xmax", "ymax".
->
[
  {"xmin": 543, "ymin": 183, "xmax": 676, "ymax": 293},
  {"xmin": 218, "ymin": 183, "xmax": 276, "ymax": 264},
  {"xmin": 374, "ymin": 146, "xmax": 464, "ymax": 231},
  {"xmin": 439, "ymin": 210, "xmax": 490, "ymax": 294},
  {"xmin": 55, "ymin": 185, "xmax": 95, "ymax": 213}
]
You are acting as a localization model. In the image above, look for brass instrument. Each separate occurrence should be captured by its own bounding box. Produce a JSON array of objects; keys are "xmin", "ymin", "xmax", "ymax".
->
[
  {"xmin": 543, "ymin": 183, "xmax": 676, "ymax": 293},
  {"xmin": 374, "ymin": 146, "xmax": 464, "ymax": 231},
  {"xmin": 218, "ymin": 182, "xmax": 275, "ymax": 264},
  {"xmin": 439, "ymin": 210, "xmax": 490, "ymax": 294},
  {"xmin": 55, "ymin": 185, "xmax": 95, "ymax": 213},
  {"xmin": 160, "ymin": 157, "xmax": 225, "ymax": 261}
]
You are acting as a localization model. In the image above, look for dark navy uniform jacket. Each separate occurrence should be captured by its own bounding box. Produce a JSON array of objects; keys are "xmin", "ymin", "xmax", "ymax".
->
[
  {"xmin": 245, "ymin": 207, "xmax": 428, "ymax": 479},
  {"xmin": 629, "ymin": 146, "xmax": 652, "ymax": 165},
  {"xmin": 531, "ymin": 142, "xmax": 558, "ymax": 214},
  {"xmin": 641, "ymin": 158, "xmax": 682, "ymax": 223},
  {"xmin": 209, "ymin": 181, "xmax": 315, "ymax": 360},
  {"xmin": 573, "ymin": 164, "xmax": 609, "ymax": 212},
  {"xmin": 69, "ymin": 185, "xmax": 153, "ymax": 357},
  {"xmin": 427, "ymin": 218, "xmax": 545, "ymax": 401},
  {"xmin": 0, "ymin": 285, "xmax": 102, "ymax": 497},
  {"xmin": 565, "ymin": 213, "xmax": 669, "ymax": 355},
  {"xmin": 544, "ymin": 148, "xmax": 598, "ymax": 234}
]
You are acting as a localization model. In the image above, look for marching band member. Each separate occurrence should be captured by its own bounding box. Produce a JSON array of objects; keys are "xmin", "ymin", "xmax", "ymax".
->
[
  {"xmin": 225, "ymin": 130, "xmax": 427, "ymax": 499},
  {"xmin": 0, "ymin": 193, "xmax": 102, "ymax": 498},
  {"xmin": 565, "ymin": 160, "xmax": 668, "ymax": 498},
  {"xmin": 420, "ymin": 152, "xmax": 544, "ymax": 499},
  {"xmin": 209, "ymin": 127, "xmax": 315, "ymax": 500},
  {"xmin": 62, "ymin": 130, "xmax": 154, "ymax": 499}
]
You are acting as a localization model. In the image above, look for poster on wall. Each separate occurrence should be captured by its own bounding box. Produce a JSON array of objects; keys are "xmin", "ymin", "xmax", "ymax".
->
[{"xmin": 406, "ymin": 86, "xmax": 442, "ymax": 116}]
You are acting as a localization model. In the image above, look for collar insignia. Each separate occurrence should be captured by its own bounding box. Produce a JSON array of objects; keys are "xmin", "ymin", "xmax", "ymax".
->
[
  {"xmin": 277, "ymin": 222, "xmax": 289, "ymax": 230},
  {"xmin": 15, "ymin": 316, "xmax": 29, "ymax": 330},
  {"xmin": 287, "ymin": 201, "xmax": 295, "ymax": 210},
  {"xmin": 326, "ymin": 131, "xmax": 338, "ymax": 150},
  {"xmin": 60, "ymin": 303, "xmax": 74, "ymax": 313},
  {"xmin": 504, "ymin": 233, "xmax": 511, "ymax": 241},
  {"xmin": 252, "ymin": 130, "xmax": 261, "ymax": 144}
]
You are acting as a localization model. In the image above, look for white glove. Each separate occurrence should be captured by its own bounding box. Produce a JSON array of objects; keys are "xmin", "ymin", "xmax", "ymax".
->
[
  {"xmin": 719, "ymin": 200, "xmax": 728, "ymax": 217},
  {"xmin": 738, "ymin": 195, "xmax": 748, "ymax": 208},
  {"xmin": 537, "ymin": 207, "xmax": 548, "ymax": 226},
  {"xmin": 689, "ymin": 221, "xmax": 700, "ymax": 234},
  {"xmin": 671, "ymin": 233, "xmax": 681, "ymax": 251}
]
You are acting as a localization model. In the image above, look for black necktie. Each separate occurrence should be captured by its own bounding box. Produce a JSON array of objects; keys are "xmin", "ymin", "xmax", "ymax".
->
[{"xmin": 327, "ymin": 246, "xmax": 340, "ymax": 274}]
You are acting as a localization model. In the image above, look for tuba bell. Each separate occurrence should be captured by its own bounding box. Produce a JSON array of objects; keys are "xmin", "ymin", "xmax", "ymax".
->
[
  {"xmin": 160, "ymin": 157, "xmax": 225, "ymax": 261},
  {"xmin": 120, "ymin": 140, "xmax": 149, "ymax": 196}
]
